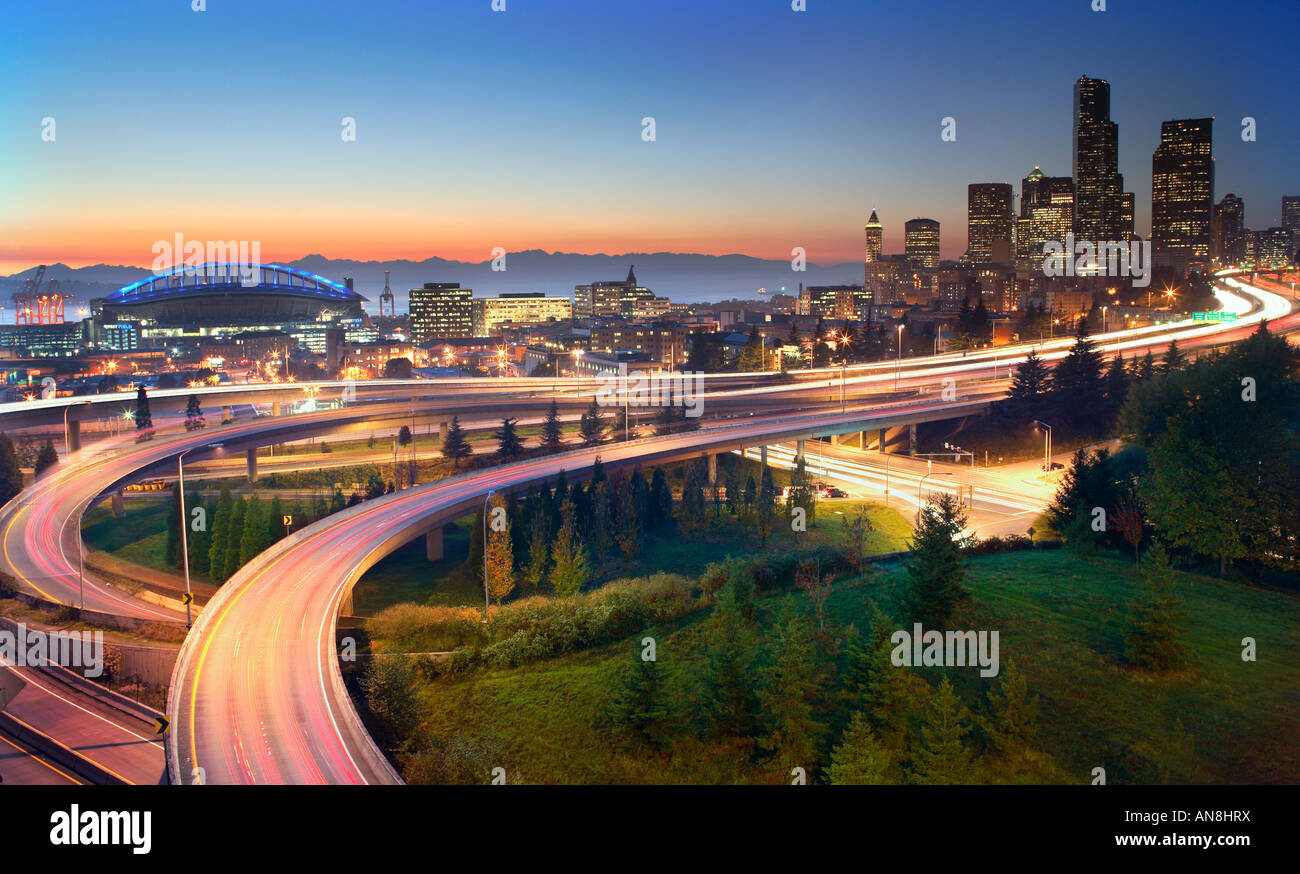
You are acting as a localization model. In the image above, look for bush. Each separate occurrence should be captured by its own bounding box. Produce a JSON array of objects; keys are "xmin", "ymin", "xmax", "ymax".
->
[
  {"xmin": 967, "ymin": 535, "xmax": 1033, "ymax": 555},
  {"xmin": 366, "ymin": 603, "xmax": 488, "ymax": 653}
]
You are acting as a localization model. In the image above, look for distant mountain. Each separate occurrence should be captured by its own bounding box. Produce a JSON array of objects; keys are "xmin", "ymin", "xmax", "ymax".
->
[{"xmin": 1, "ymin": 251, "xmax": 866, "ymax": 312}]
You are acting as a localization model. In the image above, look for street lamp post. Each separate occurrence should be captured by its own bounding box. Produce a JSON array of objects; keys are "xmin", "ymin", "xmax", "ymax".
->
[
  {"xmin": 895, "ymin": 324, "xmax": 904, "ymax": 390},
  {"xmin": 175, "ymin": 445, "xmax": 216, "ymax": 629},
  {"xmin": 1032, "ymin": 420, "xmax": 1052, "ymax": 478}
]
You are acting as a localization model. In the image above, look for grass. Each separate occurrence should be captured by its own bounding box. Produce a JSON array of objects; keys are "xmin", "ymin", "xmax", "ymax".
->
[
  {"xmin": 82, "ymin": 499, "xmax": 171, "ymax": 569},
  {"xmin": 381, "ymin": 549, "xmax": 1300, "ymax": 785}
]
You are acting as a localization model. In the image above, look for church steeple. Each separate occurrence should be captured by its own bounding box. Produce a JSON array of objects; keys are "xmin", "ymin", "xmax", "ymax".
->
[{"xmin": 626, "ymin": 264, "xmax": 637, "ymax": 285}]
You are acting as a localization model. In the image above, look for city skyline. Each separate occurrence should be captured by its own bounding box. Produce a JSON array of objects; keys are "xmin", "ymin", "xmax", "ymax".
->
[{"xmin": 3, "ymin": 0, "xmax": 1297, "ymax": 274}]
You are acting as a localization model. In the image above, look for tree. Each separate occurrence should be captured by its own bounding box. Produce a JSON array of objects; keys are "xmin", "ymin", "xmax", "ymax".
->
[
  {"xmin": 33, "ymin": 439, "xmax": 58, "ymax": 477},
  {"xmin": 1112, "ymin": 496, "xmax": 1145, "ymax": 567},
  {"xmin": 440, "ymin": 415, "xmax": 472, "ymax": 467},
  {"xmin": 187, "ymin": 490, "xmax": 212, "ymax": 576},
  {"xmin": 1006, "ymin": 349, "xmax": 1049, "ymax": 422},
  {"xmin": 605, "ymin": 647, "xmax": 670, "ymax": 749},
  {"xmin": 758, "ymin": 613, "xmax": 827, "ymax": 768},
  {"xmin": 1046, "ymin": 447, "xmax": 1118, "ymax": 541},
  {"xmin": 795, "ymin": 558, "xmax": 831, "ymax": 632},
  {"xmin": 0, "ymin": 435, "xmax": 21, "ymax": 506},
  {"xmin": 685, "ymin": 332, "xmax": 725, "ymax": 372},
  {"xmin": 239, "ymin": 495, "xmax": 271, "ymax": 567},
  {"xmin": 1160, "ymin": 338, "xmax": 1185, "ymax": 373},
  {"xmin": 786, "ymin": 454, "xmax": 816, "ymax": 543},
  {"xmin": 900, "ymin": 493, "xmax": 971, "ymax": 627},
  {"xmin": 698, "ymin": 581, "xmax": 760, "ymax": 739},
  {"xmin": 647, "ymin": 468, "xmax": 673, "ymax": 530},
  {"xmin": 840, "ymin": 505, "xmax": 875, "ymax": 583},
  {"xmin": 539, "ymin": 400, "xmax": 564, "ymax": 452},
  {"xmin": 185, "ymin": 394, "xmax": 205, "ymax": 431},
  {"xmin": 1124, "ymin": 544, "xmax": 1186, "ymax": 672},
  {"xmin": 549, "ymin": 499, "xmax": 588, "ymax": 595},
  {"xmin": 978, "ymin": 659, "xmax": 1040, "ymax": 762},
  {"xmin": 737, "ymin": 326, "xmax": 764, "ymax": 372},
  {"xmin": 1048, "ymin": 322, "xmax": 1105, "ymax": 433},
  {"xmin": 829, "ymin": 712, "xmax": 893, "ymax": 785},
  {"xmin": 522, "ymin": 505, "xmax": 550, "ymax": 593},
  {"xmin": 578, "ymin": 398, "xmax": 608, "ymax": 446},
  {"xmin": 266, "ymin": 495, "xmax": 286, "ymax": 544},
  {"xmin": 586, "ymin": 480, "xmax": 613, "ymax": 568},
  {"xmin": 493, "ymin": 417, "xmax": 524, "ymax": 460},
  {"xmin": 756, "ymin": 465, "xmax": 778, "ymax": 545},
  {"xmin": 678, "ymin": 458, "xmax": 708, "ymax": 532},
  {"xmin": 484, "ymin": 493, "xmax": 515, "ymax": 606},
  {"xmin": 207, "ymin": 487, "xmax": 236, "ymax": 583},
  {"xmin": 1103, "ymin": 354, "xmax": 1130, "ymax": 425},
  {"xmin": 382, "ymin": 356, "xmax": 413, "ymax": 379},
  {"xmin": 397, "ymin": 424, "xmax": 413, "ymax": 447},
  {"xmin": 224, "ymin": 497, "xmax": 247, "ymax": 577},
  {"xmin": 165, "ymin": 483, "xmax": 183, "ymax": 567},
  {"xmin": 613, "ymin": 472, "xmax": 642, "ymax": 561},
  {"xmin": 133, "ymin": 385, "xmax": 153, "ymax": 440},
  {"xmin": 909, "ymin": 677, "xmax": 976, "ymax": 785}
]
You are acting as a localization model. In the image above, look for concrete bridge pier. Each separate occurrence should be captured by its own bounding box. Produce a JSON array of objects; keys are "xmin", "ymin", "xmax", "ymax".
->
[
  {"xmin": 909, "ymin": 423, "xmax": 918, "ymax": 455},
  {"xmin": 271, "ymin": 402, "xmax": 282, "ymax": 417},
  {"xmin": 707, "ymin": 452, "xmax": 717, "ymax": 485},
  {"xmin": 67, "ymin": 420, "xmax": 81, "ymax": 453},
  {"xmin": 110, "ymin": 492, "xmax": 125, "ymax": 518},
  {"xmin": 795, "ymin": 439, "xmax": 805, "ymax": 462},
  {"xmin": 221, "ymin": 406, "xmax": 232, "ymax": 425},
  {"xmin": 878, "ymin": 428, "xmax": 887, "ymax": 453},
  {"xmin": 246, "ymin": 448, "xmax": 258, "ymax": 483},
  {"xmin": 426, "ymin": 527, "xmax": 444, "ymax": 561},
  {"xmin": 759, "ymin": 445, "xmax": 768, "ymax": 468}
]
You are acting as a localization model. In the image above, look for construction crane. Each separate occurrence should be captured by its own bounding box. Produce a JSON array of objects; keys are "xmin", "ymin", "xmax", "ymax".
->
[{"xmin": 14, "ymin": 264, "xmax": 72, "ymax": 325}]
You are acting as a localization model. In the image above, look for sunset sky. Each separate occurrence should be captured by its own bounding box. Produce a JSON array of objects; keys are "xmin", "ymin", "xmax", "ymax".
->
[{"xmin": 2, "ymin": 0, "xmax": 1295, "ymax": 275}]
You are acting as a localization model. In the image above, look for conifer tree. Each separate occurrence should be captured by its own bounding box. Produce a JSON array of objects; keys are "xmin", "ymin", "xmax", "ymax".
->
[
  {"xmin": 207, "ymin": 487, "xmax": 235, "ymax": 583},
  {"xmin": 759, "ymin": 613, "xmax": 827, "ymax": 768},
  {"xmin": 605, "ymin": 647, "xmax": 670, "ymax": 749},
  {"xmin": 829, "ymin": 712, "xmax": 894, "ymax": 785},
  {"xmin": 539, "ymin": 400, "xmax": 564, "ymax": 451},
  {"xmin": 34, "ymin": 439, "xmax": 59, "ymax": 477},
  {"xmin": 900, "ymin": 493, "xmax": 971, "ymax": 626},
  {"xmin": 440, "ymin": 415, "xmax": 472, "ymax": 467},
  {"xmin": 549, "ymin": 499, "xmax": 588, "ymax": 595},
  {"xmin": 1124, "ymin": 544, "xmax": 1187, "ymax": 672},
  {"xmin": 494, "ymin": 416, "xmax": 524, "ymax": 460},
  {"xmin": 909, "ymin": 677, "xmax": 976, "ymax": 785},
  {"xmin": 0, "ymin": 434, "xmax": 22, "ymax": 505},
  {"xmin": 578, "ymin": 398, "xmax": 608, "ymax": 446},
  {"xmin": 134, "ymin": 385, "xmax": 153, "ymax": 440}
]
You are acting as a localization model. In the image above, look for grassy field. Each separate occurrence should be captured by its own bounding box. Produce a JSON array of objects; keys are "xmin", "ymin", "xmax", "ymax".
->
[
  {"xmin": 381, "ymin": 550, "xmax": 1300, "ymax": 785},
  {"xmin": 82, "ymin": 499, "xmax": 171, "ymax": 569}
]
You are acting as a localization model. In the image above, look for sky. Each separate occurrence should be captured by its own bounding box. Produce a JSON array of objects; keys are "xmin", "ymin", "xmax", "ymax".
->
[{"xmin": 1, "ymin": 0, "xmax": 1296, "ymax": 275}]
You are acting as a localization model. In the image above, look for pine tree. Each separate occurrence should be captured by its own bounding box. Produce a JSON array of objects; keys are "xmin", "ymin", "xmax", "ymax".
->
[
  {"xmin": 1103, "ymin": 353, "xmax": 1130, "ymax": 424},
  {"xmin": 484, "ymin": 493, "xmax": 515, "ymax": 606},
  {"xmin": 787, "ymin": 454, "xmax": 816, "ymax": 543},
  {"xmin": 34, "ymin": 439, "xmax": 59, "ymax": 477},
  {"xmin": 224, "ymin": 497, "xmax": 247, "ymax": 578},
  {"xmin": 266, "ymin": 495, "xmax": 285, "ymax": 544},
  {"xmin": 586, "ymin": 480, "xmax": 613, "ymax": 567},
  {"xmin": 1161, "ymin": 338, "xmax": 1185, "ymax": 373},
  {"xmin": 678, "ymin": 458, "xmax": 707, "ymax": 532},
  {"xmin": 494, "ymin": 416, "xmax": 524, "ymax": 460},
  {"xmin": 605, "ymin": 647, "xmax": 670, "ymax": 749},
  {"xmin": 900, "ymin": 493, "xmax": 971, "ymax": 626},
  {"xmin": 1136, "ymin": 350, "xmax": 1156, "ymax": 380},
  {"xmin": 134, "ymin": 385, "xmax": 153, "ymax": 440},
  {"xmin": 613, "ymin": 473, "xmax": 642, "ymax": 561},
  {"xmin": 1124, "ymin": 544, "xmax": 1187, "ymax": 672},
  {"xmin": 756, "ymin": 465, "xmax": 778, "ymax": 545},
  {"xmin": 579, "ymin": 398, "xmax": 608, "ymax": 446},
  {"xmin": 239, "ymin": 495, "xmax": 268, "ymax": 567},
  {"xmin": 909, "ymin": 677, "xmax": 976, "ymax": 785},
  {"xmin": 737, "ymin": 326, "xmax": 764, "ymax": 372},
  {"xmin": 0, "ymin": 434, "xmax": 22, "ymax": 506},
  {"xmin": 440, "ymin": 415, "xmax": 472, "ymax": 467},
  {"xmin": 724, "ymin": 459, "xmax": 742, "ymax": 515},
  {"xmin": 185, "ymin": 394, "xmax": 205, "ymax": 431},
  {"xmin": 522, "ymin": 505, "xmax": 549, "ymax": 593},
  {"xmin": 187, "ymin": 490, "xmax": 212, "ymax": 576},
  {"xmin": 207, "ymin": 487, "xmax": 235, "ymax": 583},
  {"xmin": 698, "ymin": 581, "xmax": 759, "ymax": 739},
  {"xmin": 1006, "ymin": 348, "xmax": 1049, "ymax": 422},
  {"xmin": 829, "ymin": 712, "xmax": 893, "ymax": 785},
  {"xmin": 759, "ymin": 613, "xmax": 827, "ymax": 768},
  {"xmin": 539, "ymin": 400, "xmax": 564, "ymax": 451},
  {"xmin": 978, "ymin": 659, "xmax": 1040, "ymax": 762},
  {"xmin": 1049, "ymin": 321, "xmax": 1105, "ymax": 433},
  {"xmin": 549, "ymin": 499, "xmax": 588, "ymax": 595},
  {"xmin": 647, "ymin": 468, "xmax": 673, "ymax": 530}
]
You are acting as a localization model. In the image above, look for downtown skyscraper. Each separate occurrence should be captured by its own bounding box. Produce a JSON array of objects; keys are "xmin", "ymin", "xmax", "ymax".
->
[
  {"xmin": 1072, "ymin": 76, "xmax": 1134, "ymax": 244},
  {"xmin": 964, "ymin": 183, "xmax": 1014, "ymax": 265},
  {"xmin": 1151, "ymin": 118, "xmax": 1214, "ymax": 273}
]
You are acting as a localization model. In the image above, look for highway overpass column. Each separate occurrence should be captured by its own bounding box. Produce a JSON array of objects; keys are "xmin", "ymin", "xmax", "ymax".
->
[
  {"xmin": 427, "ymin": 527, "xmax": 444, "ymax": 561},
  {"xmin": 795, "ymin": 439, "xmax": 805, "ymax": 462},
  {"xmin": 707, "ymin": 453, "xmax": 717, "ymax": 485},
  {"xmin": 878, "ymin": 428, "xmax": 887, "ymax": 453},
  {"xmin": 110, "ymin": 492, "xmax": 125, "ymax": 518},
  {"xmin": 272, "ymin": 402, "xmax": 282, "ymax": 417},
  {"xmin": 221, "ymin": 406, "xmax": 232, "ymax": 425},
  {"xmin": 909, "ymin": 423, "xmax": 918, "ymax": 455},
  {"xmin": 246, "ymin": 448, "xmax": 258, "ymax": 483},
  {"xmin": 759, "ymin": 445, "xmax": 768, "ymax": 468},
  {"xmin": 67, "ymin": 421, "xmax": 81, "ymax": 453}
]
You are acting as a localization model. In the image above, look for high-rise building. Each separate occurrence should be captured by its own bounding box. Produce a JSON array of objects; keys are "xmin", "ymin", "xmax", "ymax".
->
[
  {"xmin": 471, "ymin": 293, "xmax": 572, "ymax": 336},
  {"xmin": 1016, "ymin": 167, "xmax": 1075, "ymax": 279},
  {"xmin": 1213, "ymin": 193, "xmax": 1245, "ymax": 265},
  {"xmin": 409, "ymin": 282, "xmax": 473, "ymax": 343},
  {"xmin": 1283, "ymin": 196, "xmax": 1300, "ymax": 254},
  {"xmin": 1072, "ymin": 76, "xmax": 1134, "ymax": 242},
  {"xmin": 965, "ymin": 183, "xmax": 1014, "ymax": 265},
  {"xmin": 573, "ymin": 266, "xmax": 666, "ymax": 319},
  {"xmin": 863, "ymin": 208, "xmax": 883, "ymax": 274},
  {"xmin": 1255, "ymin": 227, "xmax": 1295, "ymax": 267},
  {"xmin": 1151, "ymin": 118, "xmax": 1214, "ymax": 273},
  {"xmin": 904, "ymin": 218, "xmax": 940, "ymax": 269}
]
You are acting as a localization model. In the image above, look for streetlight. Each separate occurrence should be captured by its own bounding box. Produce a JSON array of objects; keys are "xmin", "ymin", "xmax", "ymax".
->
[
  {"xmin": 1032, "ymin": 420, "xmax": 1052, "ymax": 478},
  {"xmin": 1101, "ymin": 305, "xmax": 1108, "ymax": 334},
  {"xmin": 176, "ymin": 443, "xmax": 221, "ymax": 628},
  {"xmin": 895, "ymin": 324, "xmax": 904, "ymax": 390}
]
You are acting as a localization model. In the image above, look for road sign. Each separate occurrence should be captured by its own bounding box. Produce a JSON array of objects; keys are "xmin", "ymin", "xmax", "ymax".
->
[
  {"xmin": 181, "ymin": 592, "xmax": 193, "ymax": 606},
  {"xmin": 1192, "ymin": 311, "xmax": 1238, "ymax": 322},
  {"xmin": 282, "ymin": 515, "xmax": 293, "ymax": 526},
  {"xmin": 153, "ymin": 716, "xmax": 169, "ymax": 736}
]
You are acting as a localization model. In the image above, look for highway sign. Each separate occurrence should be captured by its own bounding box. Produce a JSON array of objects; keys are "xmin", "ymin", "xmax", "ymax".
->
[
  {"xmin": 154, "ymin": 716, "xmax": 169, "ymax": 736},
  {"xmin": 1192, "ymin": 311, "xmax": 1238, "ymax": 322},
  {"xmin": 181, "ymin": 592, "xmax": 194, "ymax": 606}
]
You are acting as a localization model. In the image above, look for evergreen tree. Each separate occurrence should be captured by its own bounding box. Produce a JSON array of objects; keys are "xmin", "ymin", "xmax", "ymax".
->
[
  {"xmin": 133, "ymin": 385, "xmax": 153, "ymax": 439},
  {"xmin": 165, "ymin": 482, "xmax": 183, "ymax": 567},
  {"xmin": 759, "ymin": 613, "xmax": 827, "ymax": 768},
  {"xmin": 787, "ymin": 454, "xmax": 816, "ymax": 543},
  {"xmin": 522, "ymin": 506, "xmax": 550, "ymax": 593},
  {"xmin": 900, "ymin": 493, "xmax": 971, "ymax": 626},
  {"xmin": 224, "ymin": 497, "xmax": 247, "ymax": 578},
  {"xmin": 34, "ymin": 439, "xmax": 59, "ymax": 477},
  {"xmin": 1124, "ymin": 544, "xmax": 1187, "ymax": 672},
  {"xmin": 1049, "ymin": 321, "xmax": 1105, "ymax": 432},
  {"xmin": 1046, "ymin": 447, "xmax": 1118, "ymax": 540},
  {"xmin": 739, "ymin": 475, "xmax": 757, "ymax": 536},
  {"xmin": 647, "ymin": 468, "xmax": 673, "ymax": 529},
  {"xmin": 1006, "ymin": 348, "xmax": 1049, "ymax": 422},
  {"xmin": 828, "ymin": 712, "xmax": 893, "ymax": 785},
  {"xmin": 207, "ymin": 487, "xmax": 235, "ymax": 583},
  {"xmin": 612, "ymin": 473, "xmax": 642, "ymax": 561},
  {"xmin": 239, "ymin": 495, "xmax": 269, "ymax": 567},
  {"xmin": 1136, "ymin": 350, "xmax": 1156, "ymax": 380},
  {"xmin": 909, "ymin": 677, "xmax": 976, "ymax": 785},
  {"xmin": 698, "ymin": 581, "xmax": 760, "ymax": 739},
  {"xmin": 539, "ymin": 400, "xmax": 564, "ymax": 451},
  {"xmin": 494, "ymin": 416, "xmax": 524, "ymax": 460},
  {"xmin": 578, "ymin": 398, "xmax": 608, "ymax": 446},
  {"xmin": 185, "ymin": 394, "xmax": 205, "ymax": 430},
  {"xmin": 723, "ymin": 459, "xmax": 742, "ymax": 515},
  {"xmin": 1103, "ymin": 353, "xmax": 1130, "ymax": 424},
  {"xmin": 1161, "ymin": 338, "xmax": 1185, "ymax": 373},
  {"xmin": 0, "ymin": 434, "xmax": 22, "ymax": 505},
  {"xmin": 187, "ymin": 490, "xmax": 212, "ymax": 577},
  {"xmin": 266, "ymin": 495, "xmax": 286, "ymax": 544},
  {"xmin": 678, "ymin": 458, "xmax": 707, "ymax": 532},
  {"xmin": 440, "ymin": 415, "xmax": 472, "ymax": 467},
  {"xmin": 756, "ymin": 464, "xmax": 778, "ymax": 545},
  {"xmin": 549, "ymin": 499, "xmax": 588, "ymax": 595},
  {"xmin": 605, "ymin": 647, "xmax": 670, "ymax": 749},
  {"xmin": 737, "ymin": 326, "xmax": 764, "ymax": 372},
  {"xmin": 978, "ymin": 659, "xmax": 1040, "ymax": 762},
  {"xmin": 586, "ymin": 480, "xmax": 613, "ymax": 568}
]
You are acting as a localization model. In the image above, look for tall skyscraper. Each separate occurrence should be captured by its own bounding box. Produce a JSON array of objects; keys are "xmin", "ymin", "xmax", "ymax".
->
[
  {"xmin": 965, "ymin": 183, "xmax": 1014, "ymax": 265},
  {"xmin": 904, "ymin": 218, "xmax": 940, "ymax": 269},
  {"xmin": 573, "ymin": 266, "xmax": 666, "ymax": 319},
  {"xmin": 1072, "ymin": 76, "xmax": 1134, "ymax": 242},
  {"xmin": 1213, "ymin": 193, "xmax": 1245, "ymax": 265},
  {"xmin": 1151, "ymin": 118, "xmax": 1214, "ymax": 273},
  {"xmin": 409, "ymin": 282, "xmax": 473, "ymax": 343},
  {"xmin": 1283, "ymin": 196, "xmax": 1300, "ymax": 255},
  {"xmin": 1016, "ymin": 166, "xmax": 1074, "ymax": 279},
  {"xmin": 864, "ymin": 208, "xmax": 883, "ymax": 266}
]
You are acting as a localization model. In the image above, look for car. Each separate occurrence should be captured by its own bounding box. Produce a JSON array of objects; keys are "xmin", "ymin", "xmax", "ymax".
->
[
  {"xmin": 1042, "ymin": 461, "xmax": 1065, "ymax": 471},
  {"xmin": 821, "ymin": 486, "xmax": 847, "ymax": 498}
]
